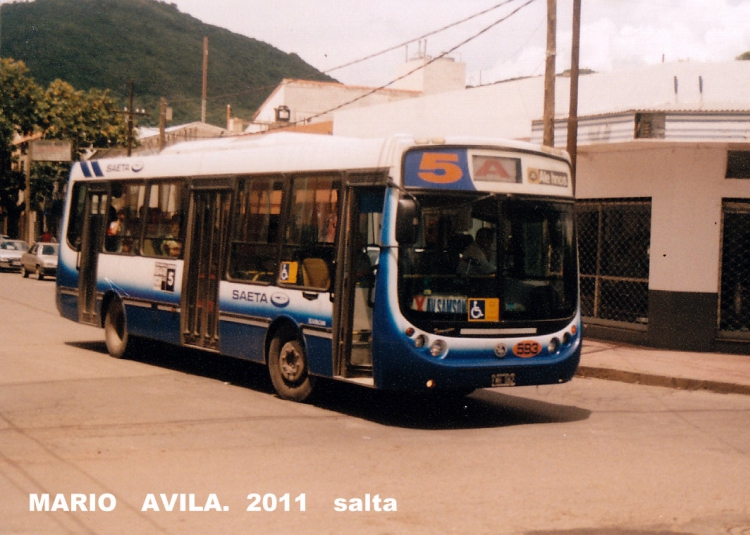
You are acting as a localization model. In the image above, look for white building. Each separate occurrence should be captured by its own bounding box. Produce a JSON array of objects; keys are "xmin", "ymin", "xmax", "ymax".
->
[
  {"xmin": 246, "ymin": 56, "xmax": 467, "ymax": 134},
  {"xmin": 246, "ymin": 79, "xmax": 420, "ymax": 134},
  {"xmin": 390, "ymin": 55, "xmax": 467, "ymax": 95},
  {"xmin": 334, "ymin": 61, "xmax": 750, "ymax": 353}
]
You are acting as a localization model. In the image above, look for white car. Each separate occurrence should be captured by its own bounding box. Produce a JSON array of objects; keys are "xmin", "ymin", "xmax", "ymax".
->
[
  {"xmin": 20, "ymin": 242, "xmax": 59, "ymax": 280},
  {"xmin": 0, "ymin": 239, "xmax": 30, "ymax": 271}
]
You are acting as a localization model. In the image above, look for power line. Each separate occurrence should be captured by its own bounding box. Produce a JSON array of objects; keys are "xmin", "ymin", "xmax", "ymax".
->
[
  {"xmin": 270, "ymin": 0, "xmax": 538, "ymax": 131},
  {"xmin": 324, "ymin": 0, "xmax": 531, "ymax": 74}
]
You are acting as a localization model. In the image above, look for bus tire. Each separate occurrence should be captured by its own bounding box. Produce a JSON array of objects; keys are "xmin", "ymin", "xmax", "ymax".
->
[
  {"xmin": 104, "ymin": 299, "xmax": 132, "ymax": 359},
  {"xmin": 268, "ymin": 335, "xmax": 315, "ymax": 402}
]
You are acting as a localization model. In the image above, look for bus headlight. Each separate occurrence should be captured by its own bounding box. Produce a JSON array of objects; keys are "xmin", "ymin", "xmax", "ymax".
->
[
  {"xmin": 548, "ymin": 337, "xmax": 560, "ymax": 354},
  {"xmin": 430, "ymin": 339, "xmax": 447, "ymax": 357},
  {"xmin": 414, "ymin": 334, "xmax": 428, "ymax": 348}
]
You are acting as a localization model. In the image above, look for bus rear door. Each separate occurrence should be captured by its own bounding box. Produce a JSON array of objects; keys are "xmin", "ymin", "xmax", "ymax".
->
[{"xmin": 182, "ymin": 183, "xmax": 232, "ymax": 350}]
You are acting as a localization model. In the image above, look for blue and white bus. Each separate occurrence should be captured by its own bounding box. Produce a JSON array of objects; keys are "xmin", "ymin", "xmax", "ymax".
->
[{"xmin": 56, "ymin": 133, "xmax": 580, "ymax": 401}]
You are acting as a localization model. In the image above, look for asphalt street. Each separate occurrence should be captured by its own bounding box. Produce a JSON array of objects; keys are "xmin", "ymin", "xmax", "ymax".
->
[{"xmin": 2, "ymin": 273, "xmax": 750, "ymax": 535}]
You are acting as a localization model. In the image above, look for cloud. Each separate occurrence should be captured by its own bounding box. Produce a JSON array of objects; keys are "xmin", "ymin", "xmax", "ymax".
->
[{"xmin": 472, "ymin": 0, "xmax": 750, "ymax": 85}]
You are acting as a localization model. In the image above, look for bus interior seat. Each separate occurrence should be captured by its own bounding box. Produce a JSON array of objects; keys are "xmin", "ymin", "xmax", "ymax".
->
[
  {"xmin": 447, "ymin": 233, "xmax": 474, "ymax": 273},
  {"xmin": 301, "ymin": 258, "xmax": 330, "ymax": 290},
  {"xmin": 142, "ymin": 238, "xmax": 158, "ymax": 256}
]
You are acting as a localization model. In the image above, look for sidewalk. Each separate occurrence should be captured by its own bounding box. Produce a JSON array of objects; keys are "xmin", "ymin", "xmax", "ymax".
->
[{"xmin": 577, "ymin": 339, "xmax": 750, "ymax": 395}]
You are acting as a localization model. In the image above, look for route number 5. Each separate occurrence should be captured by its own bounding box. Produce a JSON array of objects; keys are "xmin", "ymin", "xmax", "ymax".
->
[{"xmin": 418, "ymin": 153, "xmax": 462, "ymax": 184}]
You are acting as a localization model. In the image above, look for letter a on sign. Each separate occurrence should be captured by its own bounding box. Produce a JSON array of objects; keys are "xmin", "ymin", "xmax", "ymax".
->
[
  {"xmin": 472, "ymin": 156, "xmax": 520, "ymax": 184},
  {"xmin": 476, "ymin": 159, "xmax": 510, "ymax": 180}
]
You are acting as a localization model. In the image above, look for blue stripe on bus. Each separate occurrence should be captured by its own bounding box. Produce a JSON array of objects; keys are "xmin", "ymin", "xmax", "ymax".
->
[
  {"xmin": 80, "ymin": 162, "xmax": 92, "ymax": 177},
  {"xmin": 91, "ymin": 162, "xmax": 104, "ymax": 177}
]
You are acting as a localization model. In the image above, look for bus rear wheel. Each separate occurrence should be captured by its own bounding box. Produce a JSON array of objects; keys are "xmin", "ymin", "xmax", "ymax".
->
[
  {"xmin": 104, "ymin": 299, "xmax": 133, "ymax": 359},
  {"xmin": 268, "ymin": 335, "xmax": 315, "ymax": 402}
]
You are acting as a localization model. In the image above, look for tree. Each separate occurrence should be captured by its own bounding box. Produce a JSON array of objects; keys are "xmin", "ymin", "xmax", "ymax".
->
[
  {"xmin": 0, "ymin": 58, "xmax": 41, "ymax": 238},
  {"xmin": 40, "ymin": 80, "xmax": 129, "ymax": 159},
  {"xmin": 0, "ymin": 60, "xmax": 130, "ymax": 238},
  {"xmin": 737, "ymin": 52, "xmax": 750, "ymax": 61}
]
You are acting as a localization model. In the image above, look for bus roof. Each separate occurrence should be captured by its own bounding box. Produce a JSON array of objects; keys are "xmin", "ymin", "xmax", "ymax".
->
[{"xmin": 71, "ymin": 133, "xmax": 571, "ymax": 194}]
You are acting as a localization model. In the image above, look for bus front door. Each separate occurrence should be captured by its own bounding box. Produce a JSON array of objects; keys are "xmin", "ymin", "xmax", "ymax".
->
[
  {"xmin": 334, "ymin": 186, "xmax": 383, "ymax": 378},
  {"xmin": 78, "ymin": 185, "xmax": 109, "ymax": 325},
  {"xmin": 182, "ymin": 187, "xmax": 231, "ymax": 351}
]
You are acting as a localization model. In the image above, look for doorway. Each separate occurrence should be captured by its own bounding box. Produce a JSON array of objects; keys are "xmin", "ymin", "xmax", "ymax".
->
[{"xmin": 182, "ymin": 187, "xmax": 231, "ymax": 350}]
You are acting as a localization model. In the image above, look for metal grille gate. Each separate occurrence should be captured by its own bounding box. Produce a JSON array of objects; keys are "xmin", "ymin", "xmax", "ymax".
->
[
  {"xmin": 719, "ymin": 200, "xmax": 750, "ymax": 337},
  {"xmin": 577, "ymin": 199, "xmax": 652, "ymax": 325}
]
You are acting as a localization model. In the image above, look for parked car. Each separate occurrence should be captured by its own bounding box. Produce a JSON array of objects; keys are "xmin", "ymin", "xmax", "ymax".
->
[
  {"xmin": 20, "ymin": 242, "xmax": 59, "ymax": 280},
  {"xmin": 0, "ymin": 239, "xmax": 30, "ymax": 271}
]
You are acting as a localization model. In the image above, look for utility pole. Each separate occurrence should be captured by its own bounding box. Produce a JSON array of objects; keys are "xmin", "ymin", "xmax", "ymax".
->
[
  {"xmin": 201, "ymin": 37, "xmax": 208, "ymax": 123},
  {"xmin": 117, "ymin": 79, "xmax": 147, "ymax": 156},
  {"xmin": 25, "ymin": 142, "xmax": 32, "ymax": 243},
  {"xmin": 127, "ymin": 79, "xmax": 135, "ymax": 156},
  {"xmin": 159, "ymin": 98, "xmax": 167, "ymax": 152},
  {"xmin": 567, "ymin": 0, "xmax": 582, "ymax": 192},
  {"xmin": 542, "ymin": 0, "xmax": 557, "ymax": 147}
]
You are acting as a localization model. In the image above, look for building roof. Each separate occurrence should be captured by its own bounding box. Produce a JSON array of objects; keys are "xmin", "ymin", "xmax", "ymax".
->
[
  {"xmin": 248, "ymin": 78, "xmax": 420, "ymax": 131},
  {"xmin": 333, "ymin": 61, "xmax": 750, "ymax": 141}
]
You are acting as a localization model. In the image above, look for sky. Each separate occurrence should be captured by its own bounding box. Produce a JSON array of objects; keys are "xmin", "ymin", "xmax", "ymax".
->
[
  {"xmin": 3, "ymin": 0, "xmax": 750, "ymax": 88},
  {"xmin": 162, "ymin": 0, "xmax": 750, "ymax": 88}
]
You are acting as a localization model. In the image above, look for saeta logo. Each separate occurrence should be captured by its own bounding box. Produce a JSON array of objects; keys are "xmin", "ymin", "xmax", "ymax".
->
[{"xmin": 270, "ymin": 292, "xmax": 290, "ymax": 308}]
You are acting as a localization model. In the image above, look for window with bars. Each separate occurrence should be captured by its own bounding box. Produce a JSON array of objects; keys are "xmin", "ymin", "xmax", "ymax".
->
[
  {"xmin": 577, "ymin": 199, "xmax": 652, "ymax": 325},
  {"xmin": 719, "ymin": 200, "xmax": 750, "ymax": 337}
]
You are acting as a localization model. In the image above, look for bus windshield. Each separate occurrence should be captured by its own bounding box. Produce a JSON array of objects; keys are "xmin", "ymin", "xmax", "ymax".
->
[{"xmin": 398, "ymin": 193, "xmax": 578, "ymax": 332}]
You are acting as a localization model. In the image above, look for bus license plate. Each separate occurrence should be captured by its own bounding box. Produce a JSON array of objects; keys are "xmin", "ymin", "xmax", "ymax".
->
[{"xmin": 491, "ymin": 373, "xmax": 515, "ymax": 387}]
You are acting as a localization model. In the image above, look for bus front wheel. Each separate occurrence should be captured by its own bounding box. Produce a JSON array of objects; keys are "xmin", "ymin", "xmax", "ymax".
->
[
  {"xmin": 104, "ymin": 299, "xmax": 132, "ymax": 359},
  {"xmin": 268, "ymin": 335, "xmax": 315, "ymax": 402}
]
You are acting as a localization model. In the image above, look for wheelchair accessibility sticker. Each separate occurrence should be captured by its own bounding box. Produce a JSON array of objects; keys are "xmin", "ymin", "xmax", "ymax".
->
[
  {"xmin": 278, "ymin": 261, "xmax": 298, "ymax": 285},
  {"xmin": 468, "ymin": 298, "xmax": 499, "ymax": 322}
]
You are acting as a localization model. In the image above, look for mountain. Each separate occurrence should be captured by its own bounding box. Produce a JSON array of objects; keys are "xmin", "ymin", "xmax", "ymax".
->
[{"xmin": 0, "ymin": 0, "xmax": 337, "ymax": 126}]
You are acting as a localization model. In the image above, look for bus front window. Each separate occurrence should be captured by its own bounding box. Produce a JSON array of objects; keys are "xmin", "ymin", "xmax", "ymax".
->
[{"xmin": 397, "ymin": 194, "xmax": 577, "ymax": 333}]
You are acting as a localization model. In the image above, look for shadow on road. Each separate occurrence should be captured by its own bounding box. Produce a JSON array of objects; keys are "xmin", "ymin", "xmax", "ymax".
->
[
  {"xmin": 310, "ymin": 383, "xmax": 591, "ymax": 430},
  {"xmin": 66, "ymin": 338, "xmax": 591, "ymax": 430}
]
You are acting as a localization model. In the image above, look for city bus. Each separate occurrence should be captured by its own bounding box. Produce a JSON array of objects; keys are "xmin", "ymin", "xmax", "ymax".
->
[{"xmin": 56, "ymin": 133, "xmax": 580, "ymax": 401}]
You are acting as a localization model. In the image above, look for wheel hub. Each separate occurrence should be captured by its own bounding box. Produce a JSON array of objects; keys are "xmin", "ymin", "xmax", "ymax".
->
[{"xmin": 279, "ymin": 343, "xmax": 304, "ymax": 382}]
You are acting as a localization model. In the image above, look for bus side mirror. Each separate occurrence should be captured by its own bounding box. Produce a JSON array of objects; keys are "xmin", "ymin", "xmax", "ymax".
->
[{"xmin": 395, "ymin": 197, "xmax": 420, "ymax": 245}]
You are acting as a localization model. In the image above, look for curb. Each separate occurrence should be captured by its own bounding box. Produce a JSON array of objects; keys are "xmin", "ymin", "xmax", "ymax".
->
[{"xmin": 576, "ymin": 366, "xmax": 750, "ymax": 396}]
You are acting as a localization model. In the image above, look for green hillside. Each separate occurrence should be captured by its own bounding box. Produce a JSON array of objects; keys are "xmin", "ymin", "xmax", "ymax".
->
[{"xmin": 0, "ymin": 0, "xmax": 336, "ymax": 126}]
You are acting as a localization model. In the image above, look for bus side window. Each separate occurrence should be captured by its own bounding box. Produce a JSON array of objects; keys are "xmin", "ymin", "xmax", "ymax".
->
[
  {"xmin": 279, "ymin": 176, "xmax": 339, "ymax": 290},
  {"xmin": 66, "ymin": 182, "xmax": 87, "ymax": 252},
  {"xmin": 104, "ymin": 183, "xmax": 124, "ymax": 253},
  {"xmin": 143, "ymin": 182, "xmax": 184, "ymax": 258},
  {"xmin": 103, "ymin": 183, "xmax": 146, "ymax": 255},
  {"xmin": 229, "ymin": 177, "xmax": 282, "ymax": 282}
]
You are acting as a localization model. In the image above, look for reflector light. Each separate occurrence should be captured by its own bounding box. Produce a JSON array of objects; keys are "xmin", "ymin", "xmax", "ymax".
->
[{"xmin": 430, "ymin": 339, "xmax": 447, "ymax": 357}]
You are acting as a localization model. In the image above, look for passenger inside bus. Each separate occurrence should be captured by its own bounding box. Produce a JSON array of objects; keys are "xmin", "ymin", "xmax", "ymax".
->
[
  {"xmin": 458, "ymin": 227, "xmax": 496, "ymax": 276},
  {"xmin": 161, "ymin": 216, "xmax": 182, "ymax": 258}
]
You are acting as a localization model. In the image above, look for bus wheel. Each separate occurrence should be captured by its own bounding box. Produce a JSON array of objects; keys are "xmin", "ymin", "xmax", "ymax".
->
[
  {"xmin": 104, "ymin": 299, "xmax": 132, "ymax": 359},
  {"xmin": 268, "ymin": 336, "xmax": 315, "ymax": 402}
]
